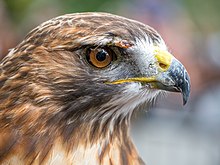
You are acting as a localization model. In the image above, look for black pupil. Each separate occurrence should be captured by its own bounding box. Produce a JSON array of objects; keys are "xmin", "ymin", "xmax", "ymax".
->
[{"xmin": 96, "ymin": 50, "xmax": 107, "ymax": 61}]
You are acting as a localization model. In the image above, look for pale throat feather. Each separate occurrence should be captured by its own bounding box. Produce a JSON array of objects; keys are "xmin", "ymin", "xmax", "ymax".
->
[{"xmin": 54, "ymin": 83, "xmax": 160, "ymax": 165}]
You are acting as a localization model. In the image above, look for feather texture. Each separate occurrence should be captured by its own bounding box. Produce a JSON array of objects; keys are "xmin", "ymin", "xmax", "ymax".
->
[{"xmin": 0, "ymin": 12, "xmax": 168, "ymax": 165}]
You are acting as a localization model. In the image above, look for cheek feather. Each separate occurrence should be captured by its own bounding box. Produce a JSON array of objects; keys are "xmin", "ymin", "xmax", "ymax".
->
[{"xmin": 97, "ymin": 83, "xmax": 161, "ymax": 122}]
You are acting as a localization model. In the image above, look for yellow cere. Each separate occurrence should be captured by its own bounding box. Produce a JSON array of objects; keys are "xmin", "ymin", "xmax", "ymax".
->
[
  {"xmin": 106, "ymin": 76, "xmax": 156, "ymax": 85},
  {"xmin": 154, "ymin": 49, "xmax": 173, "ymax": 71},
  {"xmin": 106, "ymin": 48, "xmax": 173, "ymax": 85}
]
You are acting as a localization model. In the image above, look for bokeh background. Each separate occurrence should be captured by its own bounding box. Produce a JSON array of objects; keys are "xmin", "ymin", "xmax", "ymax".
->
[{"xmin": 1, "ymin": 0, "xmax": 220, "ymax": 164}]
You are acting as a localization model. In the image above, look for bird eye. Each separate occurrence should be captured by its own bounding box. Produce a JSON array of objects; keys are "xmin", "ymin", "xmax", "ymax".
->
[{"xmin": 86, "ymin": 48, "xmax": 113, "ymax": 68}]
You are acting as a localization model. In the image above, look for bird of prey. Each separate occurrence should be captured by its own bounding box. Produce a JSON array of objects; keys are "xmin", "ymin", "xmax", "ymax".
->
[{"xmin": 0, "ymin": 12, "xmax": 190, "ymax": 165}]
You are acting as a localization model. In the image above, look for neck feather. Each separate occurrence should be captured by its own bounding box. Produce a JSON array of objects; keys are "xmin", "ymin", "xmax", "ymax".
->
[{"xmin": 0, "ymin": 104, "xmax": 145, "ymax": 165}]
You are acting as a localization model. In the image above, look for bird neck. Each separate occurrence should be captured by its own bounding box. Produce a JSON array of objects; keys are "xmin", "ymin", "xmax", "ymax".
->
[
  {"xmin": 59, "ymin": 119, "xmax": 145, "ymax": 165},
  {"xmin": 47, "ymin": 94, "xmax": 145, "ymax": 165},
  {"xmin": 0, "ymin": 88, "xmax": 145, "ymax": 164},
  {"xmin": 0, "ymin": 109, "xmax": 144, "ymax": 165}
]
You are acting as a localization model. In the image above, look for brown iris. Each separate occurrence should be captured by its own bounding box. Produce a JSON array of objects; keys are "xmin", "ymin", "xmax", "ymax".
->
[{"xmin": 87, "ymin": 48, "xmax": 113, "ymax": 68}]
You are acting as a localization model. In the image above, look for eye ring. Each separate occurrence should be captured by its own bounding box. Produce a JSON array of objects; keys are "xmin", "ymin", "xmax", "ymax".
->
[{"xmin": 86, "ymin": 47, "xmax": 113, "ymax": 68}]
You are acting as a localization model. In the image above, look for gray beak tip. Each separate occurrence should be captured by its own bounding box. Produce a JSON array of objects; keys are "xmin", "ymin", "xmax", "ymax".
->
[
  {"xmin": 182, "ymin": 92, "xmax": 189, "ymax": 105},
  {"xmin": 181, "ymin": 70, "xmax": 191, "ymax": 106}
]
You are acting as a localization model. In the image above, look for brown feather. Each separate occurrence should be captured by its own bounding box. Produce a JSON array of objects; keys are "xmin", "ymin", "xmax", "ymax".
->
[{"xmin": 0, "ymin": 12, "xmax": 164, "ymax": 164}]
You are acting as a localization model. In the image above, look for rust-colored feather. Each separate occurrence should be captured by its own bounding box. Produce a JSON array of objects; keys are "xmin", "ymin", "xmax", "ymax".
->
[{"xmin": 0, "ymin": 12, "xmax": 165, "ymax": 165}]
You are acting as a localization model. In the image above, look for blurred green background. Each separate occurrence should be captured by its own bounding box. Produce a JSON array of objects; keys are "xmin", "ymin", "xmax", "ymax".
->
[{"xmin": 1, "ymin": 0, "xmax": 220, "ymax": 165}]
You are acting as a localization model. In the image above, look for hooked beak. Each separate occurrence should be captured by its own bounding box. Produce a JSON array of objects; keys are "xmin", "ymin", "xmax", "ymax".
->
[
  {"xmin": 154, "ymin": 57, "xmax": 190, "ymax": 105},
  {"xmin": 106, "ymin": 49, "xmax": 191, "ymax": 105}
]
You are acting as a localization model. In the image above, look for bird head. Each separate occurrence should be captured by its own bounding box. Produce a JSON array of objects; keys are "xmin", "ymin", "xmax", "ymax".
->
[
  {"xmin": 37, "ymin": 13, "xmax": 190, "ymax": 116},
  {"xmin": 0, "ymin": 13, "xmax": 191, "ymax": 164},
  {"xmin": 3, "ymin": 12, "xmax": 190, "ymax": 128}
]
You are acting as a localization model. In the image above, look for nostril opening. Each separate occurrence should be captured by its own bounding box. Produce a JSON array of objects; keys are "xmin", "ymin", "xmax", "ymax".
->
[{"xmin": 159, "ymin": 63, "xmax": 167, "ymax": 69}]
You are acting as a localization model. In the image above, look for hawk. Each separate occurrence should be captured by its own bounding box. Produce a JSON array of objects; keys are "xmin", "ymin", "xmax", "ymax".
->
[{"xmin": 0, "ymin": 12, "xmax": 190, "ymax": 165}]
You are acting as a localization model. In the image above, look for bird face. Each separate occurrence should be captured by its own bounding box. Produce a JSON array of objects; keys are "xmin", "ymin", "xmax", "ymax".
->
[
  {"xmin": 75, "ymin": 27, "xmax": 190, "ymax": 108},
  {"xmin": 6, "ymin": 12, "xmax": 190, "ymax": 121},
  {"xmin": 104, "ymin": 40, "xmax": 190, "ymax": 105}
]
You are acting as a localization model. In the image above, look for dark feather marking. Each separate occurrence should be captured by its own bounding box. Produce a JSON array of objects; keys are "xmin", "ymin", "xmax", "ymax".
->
[
  {"xmin": 0, "ymin": 77, "xmax": 7, "ymax": 89},
  {"xmin": 28, "ymin": 154, "xmax": 39, "ymax": 165},
  {"xmin": 121, "ymin": 146, "xmax": 129, "ymax": 165},
  {"xmin": 99, "ymin": 140, "xmax": 110, "ymax": 164},
  {"xmin": 0, "ymin": 131, "xmax": 18, "ymax": 162},
  {"xmin": 62, "ymin": 121, "xmax": 81, "ymax": 143},
  {"xmin": 90, "ymin": 119, "xmax": 101, "ymax": 144},
  {"xmin": 109, "ymin": 158, "xmax": 113, "ymax": 165},
  {"xmin": 100, "ymin": 116, "xmax": 112, "ymax": 137},
  {"xmin": 23, "ymin": 137, "xmax": 38, "ymax": 160},
  {"xmin": 38, "ymin": 136, "xmax": 53, "ymax": 164}
]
